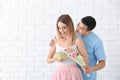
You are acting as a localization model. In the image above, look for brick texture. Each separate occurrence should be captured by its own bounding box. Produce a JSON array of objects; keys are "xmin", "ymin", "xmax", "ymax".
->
[{"xmin": 0, "ymin": 0, "xmax": 120, "ymax": 80}]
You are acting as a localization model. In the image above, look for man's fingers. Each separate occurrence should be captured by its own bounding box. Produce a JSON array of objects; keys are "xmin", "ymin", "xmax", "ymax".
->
[{"xmin": 49, "ymin": 39, "xmax": 54, "ymax": 46}]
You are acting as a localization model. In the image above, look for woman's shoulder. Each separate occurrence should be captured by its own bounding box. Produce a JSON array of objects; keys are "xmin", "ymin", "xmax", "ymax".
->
[
  {"xmin": 75, "ymin": 37, "xmax": 82, "ymax": 42},
  {"xmin": 74, "ymin": 37, "xmax": 84, "ymax": 46}
]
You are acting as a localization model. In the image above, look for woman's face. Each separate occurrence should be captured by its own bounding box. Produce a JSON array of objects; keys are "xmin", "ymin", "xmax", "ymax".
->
[{"xmin": 58, "ymin": 21, "xmax": 68, "ymax": 36}]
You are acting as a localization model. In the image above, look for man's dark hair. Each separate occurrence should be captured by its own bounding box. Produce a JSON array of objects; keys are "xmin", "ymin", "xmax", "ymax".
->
[{"xmin": 81, "ymin": 16, "xmax": 96, "ymax": 31}]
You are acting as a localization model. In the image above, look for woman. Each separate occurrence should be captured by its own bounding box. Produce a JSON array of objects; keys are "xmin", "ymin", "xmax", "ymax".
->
[{"xmin": 47, "ymin": 14, "xmax": 88, "ymax": 80}]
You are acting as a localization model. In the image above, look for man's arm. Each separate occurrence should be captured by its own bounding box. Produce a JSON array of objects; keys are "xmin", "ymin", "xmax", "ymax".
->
[{"xmin": 85, "ymin": 60, "xmax": 106, "ymax": 74}]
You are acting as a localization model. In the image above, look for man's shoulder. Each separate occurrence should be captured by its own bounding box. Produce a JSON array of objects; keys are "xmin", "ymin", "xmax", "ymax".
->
[
  {"xmin": 76, "ymin": 34, "xmax": 82, "ymax": 38},
  {"xmin": 91, "ymin": 32, "xmax": 102, "ymax": 42}
]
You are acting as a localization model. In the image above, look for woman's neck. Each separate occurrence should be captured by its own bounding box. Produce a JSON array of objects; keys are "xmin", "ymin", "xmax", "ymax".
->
[{"xmin": 61, "ymin": 36, "xmax": 69, "ymax": 40}]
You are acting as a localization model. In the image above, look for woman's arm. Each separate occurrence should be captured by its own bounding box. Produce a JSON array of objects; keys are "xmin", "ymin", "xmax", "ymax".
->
[
  {"xmin": 47, "ymin": 44, "xmax": 56, "ymax": 63},
  {"xmin": 76, "ymin": 37, "xmax": 88, "ymax": 65}
]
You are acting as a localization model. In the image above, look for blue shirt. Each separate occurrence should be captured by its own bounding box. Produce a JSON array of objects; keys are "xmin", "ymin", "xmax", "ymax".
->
[{"xmin": 76, "ymin": 32, "xmax": 106, "ymax": 80}]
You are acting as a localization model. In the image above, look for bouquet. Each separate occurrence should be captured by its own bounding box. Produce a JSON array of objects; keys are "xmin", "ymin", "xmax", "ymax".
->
[
  {"xmin": 66, "ymin": 49, "xmax": 86, "ymax": 67},
  {"xmin": 54, "ymin": 52, "xmax": 67, "ymax": 61},
  {"xmin": 65, "ymin": 49, "xmax": 89, "ymax": 77},
  {"xmin": 54, "ymin": 48, "xmax": 89, "ymax": 76}
]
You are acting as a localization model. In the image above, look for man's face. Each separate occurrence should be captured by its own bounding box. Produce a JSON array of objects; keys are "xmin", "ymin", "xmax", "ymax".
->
[{"xmin": 76, "ymin": 22, "xmax": 88, "ymax": 36}]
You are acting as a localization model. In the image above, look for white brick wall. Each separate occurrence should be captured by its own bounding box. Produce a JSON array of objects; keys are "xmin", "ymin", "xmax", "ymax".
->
[{"xmin": 0, "ymin": 0, "xmax": 120, "ymax": 80}]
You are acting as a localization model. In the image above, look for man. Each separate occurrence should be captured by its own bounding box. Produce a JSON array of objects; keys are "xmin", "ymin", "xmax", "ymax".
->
[{"xmin": 76, "ymin": 16, "xmax": 106, "ymax": 80}]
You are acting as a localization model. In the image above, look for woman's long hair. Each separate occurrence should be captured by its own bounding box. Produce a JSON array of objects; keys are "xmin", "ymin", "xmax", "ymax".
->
[{"xmin": 56, "ymin": 14, "xmax": 76, "ymax": 45}]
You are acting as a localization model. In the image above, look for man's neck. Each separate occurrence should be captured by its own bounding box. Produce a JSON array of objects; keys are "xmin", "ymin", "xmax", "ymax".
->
[{"xmin": 83, "ymin": 31, "xmax": 92, "ymax": 36}]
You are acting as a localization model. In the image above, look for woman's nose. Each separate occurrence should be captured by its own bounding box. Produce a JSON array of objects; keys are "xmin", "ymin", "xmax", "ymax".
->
[{"xmin": 61, "ymin": 29, "xmax": 64, "ymax": 33}]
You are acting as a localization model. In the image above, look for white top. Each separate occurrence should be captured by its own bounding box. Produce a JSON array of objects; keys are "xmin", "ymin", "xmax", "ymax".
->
[{"xmin": 55, "ymin": 43, "xmax": 76, "ymax": 66}]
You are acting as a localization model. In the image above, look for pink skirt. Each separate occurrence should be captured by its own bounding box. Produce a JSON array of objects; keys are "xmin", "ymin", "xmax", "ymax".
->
[{"xmin": 52, "ymin": 64, "xmax": 83, "ymax": 80}]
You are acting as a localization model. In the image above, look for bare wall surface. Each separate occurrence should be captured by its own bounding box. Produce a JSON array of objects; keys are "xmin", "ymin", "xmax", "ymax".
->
[{"xmin": 0, "ymin": 0, "xmax": 120, "ymax": 80}]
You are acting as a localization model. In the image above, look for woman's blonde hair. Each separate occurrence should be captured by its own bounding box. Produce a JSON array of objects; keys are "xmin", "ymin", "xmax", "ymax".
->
[{"xmin": 56, "ymin": 14, "xmax": 76, "ymax": 45}]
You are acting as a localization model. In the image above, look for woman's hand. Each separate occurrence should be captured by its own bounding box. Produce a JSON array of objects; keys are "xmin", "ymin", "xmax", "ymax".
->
[
  {"xmin": 65, "ymin": 47, "xmax": 73, "ymax": 53},
  {"xmin": 54, "ymin": 57, "xmax": 64, "ymax": 62}
]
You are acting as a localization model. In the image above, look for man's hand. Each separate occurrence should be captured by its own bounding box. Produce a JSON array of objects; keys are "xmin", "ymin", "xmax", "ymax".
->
[
  {"xmin": 49, "ymin": 37, "xmax": 56, "ymax": 46},
  {"xmin": 85, "ymin": 66, "xmax": 93, "ymax": 74}
]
